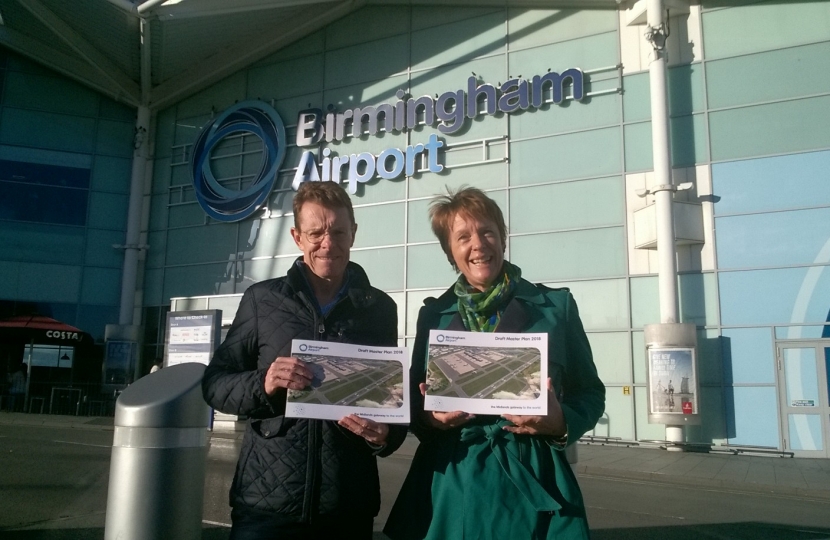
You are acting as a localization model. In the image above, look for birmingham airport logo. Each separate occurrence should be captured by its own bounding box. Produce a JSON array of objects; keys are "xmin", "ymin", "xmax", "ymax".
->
[
  {"xmin": 299, "ymin": 343, "xmax": 308, "ymax": 352},
  {"xmin": 190, "ymin": 101, "xmax": 286, "ymax": 222}
]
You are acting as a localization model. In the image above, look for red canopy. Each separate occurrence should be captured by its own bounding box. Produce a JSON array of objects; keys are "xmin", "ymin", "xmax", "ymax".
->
[
  {"xmin": 0, "ymin": 315, "xmax": 83, "ymax": 332},
  {"xmin": 0, "ymin": 315, "xmax": 89, "ymax": 344}
]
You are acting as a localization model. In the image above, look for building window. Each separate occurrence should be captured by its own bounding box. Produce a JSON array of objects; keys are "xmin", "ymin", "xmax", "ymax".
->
[{"xmin": 0, "ymin": 159, "xmax": 90, "ymax": 226}]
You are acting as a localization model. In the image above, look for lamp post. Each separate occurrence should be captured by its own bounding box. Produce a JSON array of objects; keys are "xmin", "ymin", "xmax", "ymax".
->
[{"xmin": 644, "ymin": 0, "xmax": 688, "ymax": 447}]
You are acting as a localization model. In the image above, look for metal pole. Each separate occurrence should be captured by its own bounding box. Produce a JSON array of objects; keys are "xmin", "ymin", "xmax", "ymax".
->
[
  {"xmin": 104, "ymin": 363, "xmax": 210, "ymax": 540},
  {"xmin": 24, "ymin": 340, "xmax": 33, "ymax": 412},
  {"xmin": 118, "ymin": 104, "xmax": 150, "ymax": 325},
  {"xmin": 646, "ymin": 0, "xmax": 683, "ymax": 446},
  {"xmin": 647, "ymin": 0, "xmax": 678, "ymax": 325}
]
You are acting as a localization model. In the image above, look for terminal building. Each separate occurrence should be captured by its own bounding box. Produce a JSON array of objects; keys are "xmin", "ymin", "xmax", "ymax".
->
[{"xmin": 0, "ymin": 0, "xmax": 828, "ymax": 457}]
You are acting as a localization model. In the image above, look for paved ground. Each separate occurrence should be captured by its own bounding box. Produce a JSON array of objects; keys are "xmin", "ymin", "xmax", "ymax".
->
[
  {"xmin": 4, "ymin": 412, "xmax": 827, "ymax": 500},
  {"xmin": 2, "ymin": 412, "xmax": 829, "ymax": 539},
  {"xmin": 575, "ymin": 441, "xmax": 830, "ymax": 501}
]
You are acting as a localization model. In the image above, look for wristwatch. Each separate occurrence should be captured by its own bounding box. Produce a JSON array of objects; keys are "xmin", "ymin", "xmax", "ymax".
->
[{"xmin": 545, "ymin": 430, "xmax": 568, "ymax": 449}]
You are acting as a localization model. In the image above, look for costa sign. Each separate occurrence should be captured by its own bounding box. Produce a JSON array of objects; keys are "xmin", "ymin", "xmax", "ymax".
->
[{"xmin": 46, "ymin": 330, "xmax": 81, "ymax": 341}]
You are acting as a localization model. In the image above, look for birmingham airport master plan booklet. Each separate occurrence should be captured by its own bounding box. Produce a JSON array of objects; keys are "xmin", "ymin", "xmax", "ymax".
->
[
  {"xmin": 285, "ymin": 340, "xmax": 410, "ymax": 423},
  {"xmin": 424, "ymin": 330, "xmax": 548, "ymax": 415}
]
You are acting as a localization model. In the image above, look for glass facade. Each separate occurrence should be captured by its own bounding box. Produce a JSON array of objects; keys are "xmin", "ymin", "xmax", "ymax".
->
[
  {"xmin": 1, "ymin": 2, "xmax": 829, "ymax": 452},
  {"xmin": 0, "ymin": 50, "xmax": 134, "ymax": 344}
]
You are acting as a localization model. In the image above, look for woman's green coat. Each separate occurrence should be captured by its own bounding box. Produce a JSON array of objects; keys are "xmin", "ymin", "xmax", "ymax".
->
[{"xmin": 384, "ymin": 277, "xmax": 605, "ymax": 540}]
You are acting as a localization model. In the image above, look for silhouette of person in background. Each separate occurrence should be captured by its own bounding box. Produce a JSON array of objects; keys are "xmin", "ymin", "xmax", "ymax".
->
[{"xmin": 6, "ymin": 362, "xmax": 26, "ymax": 412}]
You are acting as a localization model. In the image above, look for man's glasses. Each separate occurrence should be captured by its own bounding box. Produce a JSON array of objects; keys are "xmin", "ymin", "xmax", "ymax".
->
[{"xmin": 301, "ymin": 228, "xmax": 351, "ymax": 245}]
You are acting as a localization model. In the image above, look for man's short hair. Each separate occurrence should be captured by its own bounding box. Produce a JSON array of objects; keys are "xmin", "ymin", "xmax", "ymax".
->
[
  {"xmin": 292, "ymin": 182, "xmax": 356, "ymax": 230},
  {"xmin": 429, "ymin": 186, "xmax": 507, "ymax": 270}
]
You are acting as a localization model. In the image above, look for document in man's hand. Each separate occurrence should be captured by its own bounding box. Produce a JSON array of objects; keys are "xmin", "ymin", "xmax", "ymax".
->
[
  {"xmin": 424, "ymin": 330, "xmax": 548, "ymax": 415},
  {"xmin": 285, "ymin": 339, "xmax": 410, "ymax": 423}
]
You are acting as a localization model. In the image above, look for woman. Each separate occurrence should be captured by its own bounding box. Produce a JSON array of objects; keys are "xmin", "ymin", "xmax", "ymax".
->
[{"xmin": 384, "ymin": 187, "xmax": 605, "ymax": 540}]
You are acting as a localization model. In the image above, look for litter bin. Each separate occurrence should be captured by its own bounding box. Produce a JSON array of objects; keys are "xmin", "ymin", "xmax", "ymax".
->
[{"xmin": 104, "ymin": 362, "xmax": 210, "ymax": 540}]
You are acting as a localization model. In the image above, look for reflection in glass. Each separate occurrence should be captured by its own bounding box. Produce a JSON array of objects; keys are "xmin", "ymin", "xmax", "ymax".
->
[
  {"xmin": 719, "ymin": 267, "xmax": 830, "ymax": 326},
  {"xmin": 788, "ymin": 414, "xmax": 823, "ymax": 451},
  {"xmin": 103, "ymin": 340, "xmax": 137, "ymax": 387},
  {"xmin": 826, "ymin": 347, "xmax": 830, "ymax": 405},
  {"xmin": 0, "ymin": 181, "xmax": 89, "ymax": 226},
  {"xmin": 715, "ymin": 208, "xmax": 830, "ymax": 269},
  {"xmin": 775, "ymin": 325, "xmax": 830, "ymax": 339},
  {"xmin": 729, "ymin": 386, "xmax": 779, "ymax": 448},
  {"xmin": 30, "ymin": 345, "xmax": 60, "ymax": 367},
  {"xmin": 783, "ymin": 348, "xmax": 819, "ymax": 407},
  {"xmin": 721, "ymin": 328, "xmax": 775, "ymax": 385},
  {"xmin": 0, "ymin": 159, "xmax": 92, "ymax": 227},
  {"xmin": 58, "ymin": 349, "xmax": 73, "ymax": 368},
  {"xmin": 712, "ymin": 150, "xmax": 830, "ymax": 215},
  {"xmin": 545, "ymin": 278, "xmax": 629, "ymax": 330}
]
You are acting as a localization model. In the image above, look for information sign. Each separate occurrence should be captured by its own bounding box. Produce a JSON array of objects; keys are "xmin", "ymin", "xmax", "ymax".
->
[{"xmin": 165, "ymin": 310, "xmax": 222, "ymax": 367}]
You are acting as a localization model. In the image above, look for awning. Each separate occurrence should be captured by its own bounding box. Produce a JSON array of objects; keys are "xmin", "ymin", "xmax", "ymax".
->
[{"xmin": 0, "ymin": 315, "xmax": 92, "ymax": 345}]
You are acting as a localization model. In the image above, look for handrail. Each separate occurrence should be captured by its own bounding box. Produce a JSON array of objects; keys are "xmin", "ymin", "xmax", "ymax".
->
[
  {"xmin": 579, "ymin": 435, "xmax": 639, "ymax": 447},
  {"xmin": 635, "ymin": 439, "xmax": 795, "ymax": 458}
]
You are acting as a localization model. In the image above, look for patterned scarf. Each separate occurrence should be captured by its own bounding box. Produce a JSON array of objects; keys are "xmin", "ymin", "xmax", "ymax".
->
[{"xmin": 454, "ymin": 261, "xmax": 521, "ymax": 332}]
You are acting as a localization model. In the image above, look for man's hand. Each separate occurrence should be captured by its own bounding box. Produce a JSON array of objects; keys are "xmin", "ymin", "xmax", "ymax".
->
[
  {"xmin": 264, "ymin": 357, "xmax": 313, "ymax": 396},
  {"xmin": 419, "ymin": 382, "xmax": 475, "ymax": 430},
  {"xmin": 338, "ymin": 414, "xmax": 390, "ymax": 446},
  {"xmin": 501, "ymin": 378, "xmax": 566, "ymax": 437}
]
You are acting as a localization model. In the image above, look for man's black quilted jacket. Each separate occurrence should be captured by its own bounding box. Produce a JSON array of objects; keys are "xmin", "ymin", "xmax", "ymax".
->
[{"xmin": 202, "ymin": 260, "xmax": 407, "ymax": 522}]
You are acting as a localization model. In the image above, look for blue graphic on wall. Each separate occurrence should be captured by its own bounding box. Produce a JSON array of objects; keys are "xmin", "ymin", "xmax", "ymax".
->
[{"xmin": 190, "ymin": 101, "xmax": 286, "ymax": 222}]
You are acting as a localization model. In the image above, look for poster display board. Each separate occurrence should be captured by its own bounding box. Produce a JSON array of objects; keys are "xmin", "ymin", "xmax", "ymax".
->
[
  {"xmin": 285, "ymin": 339, "xmax": 410, "ymax": 423},
  {"xmin": 647, "ymin": 347, "xmax": 698, "ymax": 416},
  {"xmin": 424, "ymin": 330, "xmax": 548, "ymax": 415},
  {"xmin": 104, "ymin": 340, "xmax": 138, "ymax": 386},
  {"xmin": 165, "ymin": 310, "xmax": 222, "ymax": 367},
  {"xmin": 643, "ymin": 323, "xmax": 701, "ymax": 426}
]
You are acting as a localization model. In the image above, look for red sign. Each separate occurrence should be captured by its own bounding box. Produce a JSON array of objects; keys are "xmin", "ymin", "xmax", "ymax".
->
[{"xmin": 682, "ymin": 401, "xmax": 693, "ymax": 414}]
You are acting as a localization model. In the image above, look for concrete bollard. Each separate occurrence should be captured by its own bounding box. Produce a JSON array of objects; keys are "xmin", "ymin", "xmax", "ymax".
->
[{"xmin": 104, "ymin": 363, "xmax": 210, "ymax": 540}]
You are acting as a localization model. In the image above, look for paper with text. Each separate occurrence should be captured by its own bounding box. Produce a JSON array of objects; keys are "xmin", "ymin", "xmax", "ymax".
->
[
  {"xmin": 424, "ymin": 330, "xmax": 548, "ymax": 415},
  {"xmin": 285, "ymin": 340, "xmax": 410, "ymax": 423}
]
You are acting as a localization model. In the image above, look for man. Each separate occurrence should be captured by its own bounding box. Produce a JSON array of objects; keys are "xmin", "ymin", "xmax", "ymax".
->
[{"xmin": 202, "ymin": 182, "xmax": 405, "ymax": 540}]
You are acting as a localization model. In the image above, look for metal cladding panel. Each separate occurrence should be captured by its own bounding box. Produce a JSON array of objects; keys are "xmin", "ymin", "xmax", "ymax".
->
[
  {"xmin": 105, "ymin": 446, "xmax": 207, "ymax": 540},
  {"xmin": 22, "ymin": 0, "xmax": 139, "ymax": 79},
  {"xmin": 156, "ymin": 4, "xmax": 312, "ymax": 82},
  {"xmin": 0, "ymin": 0, "xmax": 72, "ymax": 54},
  {"xmin": 114, "ymin": 362, "xmax": 210, "ymax": 428},
  {"xmin": 0, "ymin": 0, "xmax": 623, "ymax": 111}
]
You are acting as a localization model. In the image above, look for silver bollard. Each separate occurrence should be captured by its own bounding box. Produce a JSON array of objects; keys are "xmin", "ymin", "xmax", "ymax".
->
[{"xmin": 104, "ymin": 363, "xmax": 211, "ymax": 540}]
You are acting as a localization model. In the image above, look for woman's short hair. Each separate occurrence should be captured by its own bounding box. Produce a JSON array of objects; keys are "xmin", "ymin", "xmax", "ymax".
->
[
  {"xmin": 292, "ymin": 181, "xmax": 355, "ymax": 230},
  {"xmin": 429, "ymin": 186, "xmax": 507, "ymax": 270}
]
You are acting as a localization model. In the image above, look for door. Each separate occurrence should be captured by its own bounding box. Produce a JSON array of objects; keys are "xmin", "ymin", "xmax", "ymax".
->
[{"xmin": 776, "ymin": 342, "xmax": 830, "ymax": 458}]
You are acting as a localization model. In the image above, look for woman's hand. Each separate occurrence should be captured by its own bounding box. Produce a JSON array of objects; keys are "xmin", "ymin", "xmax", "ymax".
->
[
  {"xmin": 419, "ymin": 382, "xmax": 475, "ymax": 430},
  {"xmin": 264, "ymin": 356, "xmax": 313, "ymax": 395},
  {"xmin": 501, "ymin": 378, "xmax": 566, "ymax": 437},
  {"xmin": 338, "ymin": 414, "xmax": 389, "ymax": 446}
]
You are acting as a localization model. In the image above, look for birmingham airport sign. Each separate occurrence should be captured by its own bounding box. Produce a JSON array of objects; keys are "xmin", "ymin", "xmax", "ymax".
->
[{"xmin": 191, "ymin": 68, "xmax": 584, "ymax": 222}]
